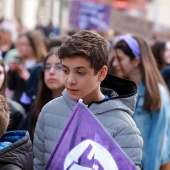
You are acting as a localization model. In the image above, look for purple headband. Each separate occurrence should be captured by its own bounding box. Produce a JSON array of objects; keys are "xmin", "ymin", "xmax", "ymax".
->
[
  {"xmin": 118, "ymin": 35, "xmax": 141, "ymax": 59},
  {"xmin": 0, "ymin": 51, "xmax": 2, "ymax": 60}
]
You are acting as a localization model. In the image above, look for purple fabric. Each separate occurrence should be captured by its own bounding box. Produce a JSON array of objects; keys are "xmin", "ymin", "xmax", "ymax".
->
[
  {"xmin": 69, "ymin": 1, "xmax": 111, "ymax": 31},
  {"xmin": 0, "ymin": 51, "xmax": 2, "ymax": 59},
  {"xmin": 45, "ymin": 102, "xmax": 136, "ymax": 170},
  {"xmin": 119, "ymin": 35, "xmax": 141, "ymax": 59},
  {"xmin": 20, "ymin": 92, "xmax": 31, "ymax": 104}
]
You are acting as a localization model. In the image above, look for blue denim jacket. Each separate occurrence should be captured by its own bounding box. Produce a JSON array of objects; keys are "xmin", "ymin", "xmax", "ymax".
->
[{"xmin": 133, "ymin": 82, "xmax": 170, "ymax": 170}]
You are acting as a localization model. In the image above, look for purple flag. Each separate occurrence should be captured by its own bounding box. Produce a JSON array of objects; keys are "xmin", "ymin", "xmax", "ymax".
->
[
  {"xmin": 69, "ymin": 1, "xmax": 111, "ymax": 31},
  {"xmin": 45, "ymin": 101, "xmax": 136, "ymax": 170}
]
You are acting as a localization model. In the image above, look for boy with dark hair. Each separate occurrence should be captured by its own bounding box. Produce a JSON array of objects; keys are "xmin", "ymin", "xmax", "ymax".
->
[
  {"xmin": 0, "ymin": 95, "xmax": 33, "ymax": 170},
  {"xmin": 33, "ymin": 30, "xmax": 143, "ymax": 169}
]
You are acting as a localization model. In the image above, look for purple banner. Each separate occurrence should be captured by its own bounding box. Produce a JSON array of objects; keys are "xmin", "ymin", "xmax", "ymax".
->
[
  {"xmin": 45, "ymin": 101, "xmax": 136, "ymax": 170},
  {"xmin": 69, "ymin": 1, "xmax": 111, "ymax": 31}
]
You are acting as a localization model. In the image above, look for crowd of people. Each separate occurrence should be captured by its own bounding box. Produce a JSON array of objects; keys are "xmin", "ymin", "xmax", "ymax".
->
[{"xmin": 0, "ymin": 18, "xmax": 170, "ymax": 170}]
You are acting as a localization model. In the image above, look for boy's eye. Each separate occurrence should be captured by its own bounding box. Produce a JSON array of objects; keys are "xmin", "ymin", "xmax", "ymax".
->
[
  {"xmin": 77, "ymin": 71, "xmax": 84, "ymax": 75},
  {"xmin": 62, "ymin": 69, "xmax": 69, "ymax": 74}
]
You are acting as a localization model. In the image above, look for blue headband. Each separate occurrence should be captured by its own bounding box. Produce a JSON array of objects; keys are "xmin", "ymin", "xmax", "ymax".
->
[{"xmin": 118, "ymin": 35, "xmax": 141, "ymax": 59}]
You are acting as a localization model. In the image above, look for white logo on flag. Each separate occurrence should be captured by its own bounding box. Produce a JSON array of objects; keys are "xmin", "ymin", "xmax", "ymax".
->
[{"xmin": 64, "ymin": 139, "xmax": 118, "ymax": 170}]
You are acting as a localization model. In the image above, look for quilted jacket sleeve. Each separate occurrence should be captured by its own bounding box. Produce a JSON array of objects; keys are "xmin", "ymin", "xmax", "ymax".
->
[
  {"xmin": 114, "ymin": 120, "xmax": 143, "ymax": 167},
  {"xmin": 95, "ymin": 107, "xmax": 143, "ymax": 168},
  {"xmin": 33, "ymin": 111, "xmax": 45, "ymax": 170}
]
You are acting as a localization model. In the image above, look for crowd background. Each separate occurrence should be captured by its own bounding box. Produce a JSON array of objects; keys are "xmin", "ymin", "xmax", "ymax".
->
[{"xmin": 0, "ymin": 1, "xmax": 170, "ymax": 169}]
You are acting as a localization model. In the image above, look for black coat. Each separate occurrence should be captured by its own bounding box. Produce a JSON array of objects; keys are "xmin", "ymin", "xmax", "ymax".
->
[{"xmin": 7, "ymin": 99, "xmax": 26, "ymax": 131}]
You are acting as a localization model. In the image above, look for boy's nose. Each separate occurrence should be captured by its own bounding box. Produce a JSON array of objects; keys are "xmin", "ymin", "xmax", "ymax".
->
[{"xmin": 67, "ymin": 74, "xmax": 76, "ymax": 84}]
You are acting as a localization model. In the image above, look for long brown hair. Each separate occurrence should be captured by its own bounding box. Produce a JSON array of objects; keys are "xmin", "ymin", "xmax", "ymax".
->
[
  {"xmin": 20, "ymin": 30, "xmax": 47, "ymax": 62},
  {"xmin": 151, "ymin": 40, "xmax": 166, "ymax": 70},
  {"xmin": 133, "ymin": 35, "xmax": 169, "ymax": 111},
  {"xmin": 29, "ymin": 49, "xmax": 59, "ymax": 140}
]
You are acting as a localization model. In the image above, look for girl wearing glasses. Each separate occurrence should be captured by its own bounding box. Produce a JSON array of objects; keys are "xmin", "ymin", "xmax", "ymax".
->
[{"xmin": 27, "ymin": 49, "xmax": 65, "ymax": 141}]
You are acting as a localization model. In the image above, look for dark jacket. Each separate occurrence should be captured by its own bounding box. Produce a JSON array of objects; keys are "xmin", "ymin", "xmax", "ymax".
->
[
  {"xmin": 25, "ymin": 62, "xmax": 42, "ymax": 103},
  {"xmin": 7, "ymin": 70, "xmax": 26, "ymax": 104},
  {"xmin": 20, "ymin": 62, "xmax": 42, "ymax": 113},
  {"xmin": 161, "ymin": 65, "xmax": 170, "ymax": 91},
  {"xmin": 0, "ymin": 130, "xmax": 33, "ymax": 170},
  {"xmin": 7, "ymin": 99, "xmax": 26, "ymax": 131}
]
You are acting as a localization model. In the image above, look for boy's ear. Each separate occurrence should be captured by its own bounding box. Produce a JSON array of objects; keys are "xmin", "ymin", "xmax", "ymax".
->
[{"xmin": 98, "ymin": 66, "xmax": 108, "ymax": 82}]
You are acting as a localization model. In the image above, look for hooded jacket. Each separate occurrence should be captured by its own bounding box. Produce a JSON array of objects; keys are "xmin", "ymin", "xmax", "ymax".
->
[
  {"xmin": 33, "ymin": 74, "xmax": 143, "ymax": 170},
  {"xmin": 0, "ymin": 130, "xmax": 33, "ymax": 170}
]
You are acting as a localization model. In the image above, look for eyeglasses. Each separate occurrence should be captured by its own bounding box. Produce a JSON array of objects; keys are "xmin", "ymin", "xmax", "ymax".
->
[{"xmin": 43, "ymin": 63, "xmax": 62, "ymax": 72}]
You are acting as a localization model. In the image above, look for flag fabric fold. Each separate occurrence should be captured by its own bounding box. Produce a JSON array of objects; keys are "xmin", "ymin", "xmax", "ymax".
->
[{"xmin": 45, "ymin": 101, "xmax": 136, "ymax": 170}]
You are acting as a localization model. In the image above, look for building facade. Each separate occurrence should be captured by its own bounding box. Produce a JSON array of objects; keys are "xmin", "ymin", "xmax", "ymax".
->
[{"xmin": 0, "ymin": 0, "xmax": 169, "ymax": 34}]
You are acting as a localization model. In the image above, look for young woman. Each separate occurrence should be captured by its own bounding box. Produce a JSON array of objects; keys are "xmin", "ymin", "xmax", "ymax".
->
[
  {"xmin": 7, "ymin": 30, "xmax": 47, "ymax": 105},
  {"xmin": 152, "ymin": 40, "xmax": 170, "ymax": 91},
  {"xmin": 152, "ymin": 40, "xmax": 170, "ymax": 71},
  {"xmin": 25, "ymin": 49, "xmax": 65, "ymax": 141},
  {"xmin": 113, "ymin": 34, "xmax": 170, "ymax": 170}
]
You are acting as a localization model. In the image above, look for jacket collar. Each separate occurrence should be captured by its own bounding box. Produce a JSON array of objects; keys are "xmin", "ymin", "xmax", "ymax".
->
[
  {"xmin": 62, "ymin": 74, "xmax": 137, "ymax": 112},
  {"xmin": 101, "ymin": 74, "xmax": 137, "ymax": 98}
]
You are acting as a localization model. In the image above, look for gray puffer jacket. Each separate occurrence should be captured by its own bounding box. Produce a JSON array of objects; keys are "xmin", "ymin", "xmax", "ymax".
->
[{"xmin": 33, "ymin": 74, "xmax": 143, "ymax": 170}]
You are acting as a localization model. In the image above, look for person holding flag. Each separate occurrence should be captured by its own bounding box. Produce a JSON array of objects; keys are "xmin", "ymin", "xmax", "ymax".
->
[{"xmin": 33, "ymin": 30, "xmax": 143, "ymax": 170}]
